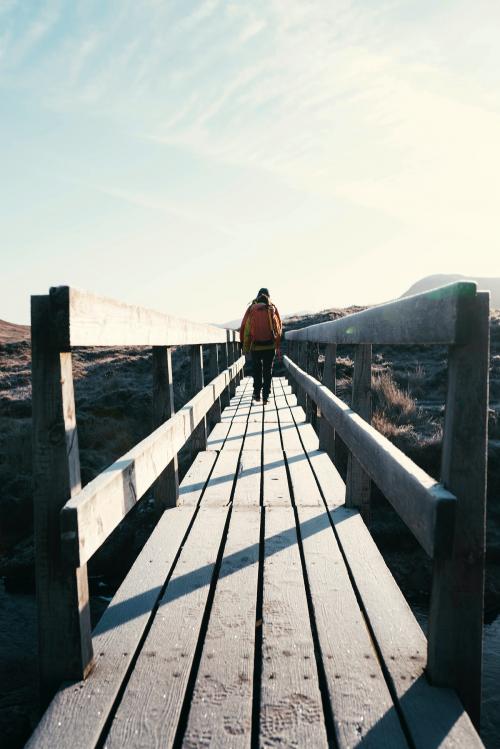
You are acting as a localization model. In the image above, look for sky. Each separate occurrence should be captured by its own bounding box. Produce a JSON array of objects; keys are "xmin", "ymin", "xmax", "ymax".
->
[{"xmin": 1, "ymin": 0, "xmax": 500, "ymax": 325}]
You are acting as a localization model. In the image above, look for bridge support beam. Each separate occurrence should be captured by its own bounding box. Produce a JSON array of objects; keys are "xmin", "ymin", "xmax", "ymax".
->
[
  {"xmin": 31, "ymin": 295, "xmax": 94, "ymax": 706},
  {"xmin": 427, "ymin": 292, "xmax": 490, "ymax": 728},
  {"xmin": 319, "ymin": 343, "xmax": 337, "ymax": 462},
  {"xmin": 190, "ymin": 344, "xmax": 207, "ymax": 457},
  {"xmin": 207, "ymin": 343, "xmax": 222, "ymax": 432},
  {"xmin": 152, "ymin": 346, "xmax": 179, "ymax": 512}
]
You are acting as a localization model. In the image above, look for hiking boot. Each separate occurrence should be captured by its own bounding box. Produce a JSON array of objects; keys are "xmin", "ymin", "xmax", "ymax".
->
[
  {"xmin": 263, "ymin": 398, "xmax": 269, "ymax": 406},
  {"xmin": 253, "ymin": 391, "xmax": 261, "ymax": 402}
]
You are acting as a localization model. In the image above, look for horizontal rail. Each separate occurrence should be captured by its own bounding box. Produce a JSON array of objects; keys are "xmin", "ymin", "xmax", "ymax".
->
[
  {"xmin": 49, "ymin": 286, "xmax": 239, "ymax": 349},
  {"xmin": 284, "ymin": 356, "xmax": 456, "ymax": 558},
  {"xmin": 61, "ymin": 356, "xmax": 245, "ymax": 566},
  {"xmin": 285, "ymin": 281, "xmax": 477, "ymax": 345}
]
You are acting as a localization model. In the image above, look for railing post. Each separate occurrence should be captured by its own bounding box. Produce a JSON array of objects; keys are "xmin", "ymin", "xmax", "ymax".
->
[
  {"xmin": 306, "ymin": 342, "xmax": 317, "ymax": 426},
  {"xmin": 207, "ymin": 343, "xmax": 222, "ymax": 432},
  {"xmin": 297, "ymin": 343, "xmax": 308, "ymax": 410},
  {"xmin": 228, "ymin": 333, "xmax": 236, "ymax": 397},
  {"xmin": 319, "ymin": 343, "xmax": 337, "ymax": 461},
  {"xmin": 190, "ymin": 344, "xmax": 207, "ymax": 456},
  {"xmin": 427, "ymin": 292, "xmax": 489, "ymax": 728},
  {"xmin": 152, "ymin": 346, "xmax": 179, "ymax": 512},
  {"xmin": 219, "ymin": 339, "xmax": 230, "ymax": 408},
  {"xmin": 345, "ymin": 344, "xmax": 372, "ymax": 523},
  {"xmin": 31, "ymin": 295, "xmax": 93, "ymax": 704}
]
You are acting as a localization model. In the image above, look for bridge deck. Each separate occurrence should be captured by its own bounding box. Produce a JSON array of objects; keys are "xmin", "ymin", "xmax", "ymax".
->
[{"xmin": 29, "ymin": 377, "xmax": 481, "ymax": 748}]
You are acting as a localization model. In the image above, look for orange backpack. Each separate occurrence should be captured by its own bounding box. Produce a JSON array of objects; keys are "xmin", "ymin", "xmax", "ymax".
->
[{"xmin": 249, "ymin": 303, "xmax": 281, "ymax": 344}]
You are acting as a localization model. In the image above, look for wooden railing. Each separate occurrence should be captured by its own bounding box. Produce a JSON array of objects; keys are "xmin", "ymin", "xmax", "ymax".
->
[
  {"xmin": 284, "ymin": 281, "xmax": 490, "ymax": 727},
  {"xmin": 31, "ymin": 287, "xmax": 243, "ymax": 703}
]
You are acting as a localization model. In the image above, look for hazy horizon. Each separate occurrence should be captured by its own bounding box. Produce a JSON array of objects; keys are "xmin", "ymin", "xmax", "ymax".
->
[{"xmin": 2, "ymin": 2, "xmax": 500, "ymax": 325}]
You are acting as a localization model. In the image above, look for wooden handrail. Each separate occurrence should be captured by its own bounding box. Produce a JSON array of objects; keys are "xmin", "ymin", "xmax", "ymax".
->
[
  {"xmin": 284, "ymin": 355, "xmax": 456, "ymax": 557},
  {"xmin": 286, "ymin": 281, "xmax": 477, "ymax": 345},
  {"xmin": 49, "ymin": 286, "xmax": 239, "ymax": 348},
  {"xmin": 31, "ymin": 287, "xmax": 243, "ymax": 702},
  {"xmin": 61, "ymin": 358, "xmax": 244, "ymax": 567},
  {"xmin": 283, "ymin": 282, "xmax": 490, "ymax": 727}
]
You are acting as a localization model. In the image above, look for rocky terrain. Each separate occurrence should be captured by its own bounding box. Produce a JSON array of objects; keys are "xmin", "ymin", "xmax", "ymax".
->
[{"xmin": 0, "ymin": 304, "xmax": 499, "ymax": 746}]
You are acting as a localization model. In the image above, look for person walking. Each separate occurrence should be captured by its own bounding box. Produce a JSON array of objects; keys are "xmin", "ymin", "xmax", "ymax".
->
[{"xmin": 240, "ymin": 288, "xmax": 282, "ymax": 405}]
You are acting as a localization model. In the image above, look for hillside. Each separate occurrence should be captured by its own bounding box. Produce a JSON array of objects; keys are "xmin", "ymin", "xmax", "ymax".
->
[
  {"xmin": 401, "ymin": 274, "xmax": 500, "ymax": 308},
  {"xmin": 0, "ymin": 320, "xmax": 29, "ymax": 344}
]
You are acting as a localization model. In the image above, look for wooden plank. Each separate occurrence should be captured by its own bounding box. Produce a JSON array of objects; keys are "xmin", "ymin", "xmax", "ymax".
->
[
  {"xmin": 206, "ymin": 421, "xmax": 231, "ymax": 450},
  {"xmin": 427, "ymin": 291, "xmax": 490, "ymax": 725},
  {"xmin": 332, "ymin": 507, "xmax": 484, "ymax": 749},
  {"xmin": 260, "ymin": 506, "xmax": 329, "ymax": 747},
  {"xmin": 31, "ymin": 295, "xmax": 93, "ymax": 698},
  {"xmin": 103, "ymin": 508, "xmax": 229, "ymax": 749},
  {"xmin": 152, "ymin": 346, "xmax": 179, "ymax": 511},
  {"xmin": 281, "ymin": 422, "xmax": 319, "ymax": 452},
  {"xmin": 49, "ymin": 285, "xmax": 237, "ymax": 348},
  {"xmin": 296, "ymin": 506, "xmax": 409, "ymax": 748},
  {"xmin": 263, "ymin": 424, "xmax": 282, "ymax": 451},
  {"xmin": 26, "ymin": 507, "xmax": 196, "ymax": 749},
  {"xmin": 267, "ymin": 405, "xmax": 306, "ymax": 424},
  {"xmin": 183, "ymin": 508, "xmax": 260, "ymax": 746},
  {"xmin": 201, "ymin": 449, "xmax": 240, "ymax": 506},
  {"xmin": 307, "ymin": 450, "xmax": 345, "ymax": 509},
  {"xmin": 285, "ymin": 281, "xmax": 477, "ymax": 345},
  {"xmin": 233, "ymin": 449, "xmax": 261, "ymax": 507},
  {"xmin": 222, "ymin": 420, "xmax": 250, "ymax": 451},
  {"xmin": 61, "ymin": 358, "xmax": 244, "ymax": 567},
  {"xmin": 286, "ymin": 450, "xmax": 324, "ymax": 506},
  {"xmin": 178, "ymin": 451, "xmax": 218, "ymax": 506},
  {"xmin": 283, "ymin": 355, "xmax": 456, "ymax": 559},
  {"xmin": 241, "ymin": 420, "xmax": 264, "ymax": 451},
  {"xmin": 262, "ymin": 451, "xmax": 290, "ymax": 506},
  {"xmin": 346, "ymin": 344, "xmax": 372, "ymax": 522}
]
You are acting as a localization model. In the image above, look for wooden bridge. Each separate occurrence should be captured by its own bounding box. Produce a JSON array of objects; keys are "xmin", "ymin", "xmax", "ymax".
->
[{"xmin": 27, "ymin": 282, "xmax": 489, "ymax": 747}]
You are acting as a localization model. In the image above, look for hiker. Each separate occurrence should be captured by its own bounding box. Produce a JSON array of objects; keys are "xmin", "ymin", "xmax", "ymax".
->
[{"xmin": 240, "ymin": 288, "xmax": 282, "ymax": 405}]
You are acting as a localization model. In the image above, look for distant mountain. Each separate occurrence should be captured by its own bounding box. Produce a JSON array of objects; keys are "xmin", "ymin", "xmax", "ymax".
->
[
  {"xmin": 401, "ymin": 274, "xmax": 500, "ymax": 309},
  {"xmin": 0, "ymin": 319, "xmax": 30, "ymax": 344}
]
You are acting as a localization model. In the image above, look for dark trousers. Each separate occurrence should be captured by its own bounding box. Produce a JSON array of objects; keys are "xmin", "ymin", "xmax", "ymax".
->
[{"xmin": 252, "ymin": 349, "xmax": 275, "ymax": 399}]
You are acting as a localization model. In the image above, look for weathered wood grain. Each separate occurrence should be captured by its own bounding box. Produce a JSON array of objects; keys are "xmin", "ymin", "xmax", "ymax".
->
[
  {"xmin": 332, "ymin": 506, "xmax": 484, "ymax": 748},
  {"xmin": 283, "ymin": 356, "xmax": 456, "ymax": 558},
  {"xmin": 103, "ymin": 508, "xmax": 229, "ymax": 749},
  {"xmin": 31, "ymin": 295, "xmax": 93, "ymax": 697},
  {"xmin": 49, "ymin": 285, "xmax": 237, "ymax": 348},
  {"xmin": 297, "ymin": 506, "xmax": 409, "ymax": 748},
  {"xmin": 178, "ymin": 452, "xmax": 218, "ymax": 506},
  {"xmin": 233, "ymin": 450, "xmax": 261, "ymax": 507},
  {"xmin": 182, "ymin": 508, "xmax": 260, "ymax": 747},
  {"xmin": 26, "ymin": 507, "xmax": 196, "ymax": 749},
  {"xmin": 427, "ymin": 291, "xmax": 490, "ymax": 726},
  {"xmin": 286, "ymin": 450, "xmax": 324, "ymax": 506},
  {"xmin": 285, "ymin": 281, "xmax": 477, "ymax": 345},
  {"xmin": 201, "ymin": 449, "xmax": 241, "ymax": 507},
  {"xmin": 262, "ymin": 451, "xmax": 290, "ymax": 507},
  {"xmin": 307, "ymin": 450, "xmax": 345, "ymax": 509},
  {"xmin": 280, "ymin": 422, "xmax": 319, "ymax": 452},
  {"xmin": 206, "ymin": 421, "xmax": 231, "ymax": 450},
  {"xmin": 260, "ymin": 506, "xmax": 329, "ymax": 747},
  {"xmin": 152, "ymin": 346, "xmax": 179, "ymax": 512}
]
